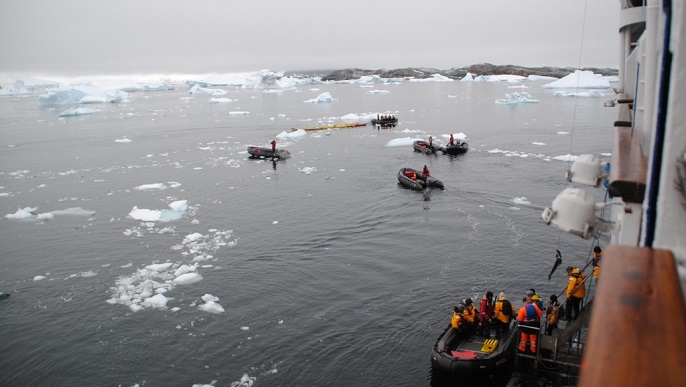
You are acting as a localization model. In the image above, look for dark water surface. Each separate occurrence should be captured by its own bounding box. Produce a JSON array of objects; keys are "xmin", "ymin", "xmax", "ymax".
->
[{"xmin": 0, "ymin": 80, "xmax": 613, "ymax": 386}]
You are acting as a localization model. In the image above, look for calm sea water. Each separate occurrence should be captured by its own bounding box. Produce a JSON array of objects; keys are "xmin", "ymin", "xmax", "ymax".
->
[{"xmin": 0, "ymin": 80, "xmax": 614, "ymax": 386}]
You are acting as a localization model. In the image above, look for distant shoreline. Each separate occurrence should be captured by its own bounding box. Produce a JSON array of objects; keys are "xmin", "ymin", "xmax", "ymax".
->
[{"xmin": 286, "ymin": 63, "xmax": 618, "ymax": 81}]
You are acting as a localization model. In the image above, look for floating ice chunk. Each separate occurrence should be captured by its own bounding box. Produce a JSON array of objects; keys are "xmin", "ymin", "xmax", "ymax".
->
[
  {"xmin": 183, "ymin": 232, "xmax": 204, "ymax": 244},
  {"xmin": 33, "ymin": 275, "xmax": 46, "ymax": 281},
  {"xmin": 169, "ymin": 200, "xmax": 188, "ymax": 212},
  {"xmin": 230, "ymin": 373, "xmax": 256, "ymax": 387},
  {"xmin": 512, "ymin": 197, "xmax": 531, "ymax": 205},
  {"xmin": 143, "ymin": 294, "xmax": 168, "ymax": 309},
  {"xmin": 189, "ymin": 84, "xmax": 227, "ymax": 95},
  {"xmin": 128, "ymin": 200, "xmax": 188, "ymax": 222},
  {"xmin": 409, "ymin": 74, "xmax": 454, "ymax": 82},
  {"xmin": 36, "ymin": 213, "xmax": 54, "ymax": 220},
  {"xmin": 495, "ymin": 92, "xmax": 538, "ymax": 104},
  {"xmin": 59, "ymin": 108, "xmax": 99, "ymax": 117},
  {"xmin": 174, "ymin": 264, "xmax": 197, "ymax": 277},
  {"xmin": 115, "ymin": 138, "xmax": 132, "ymax": 143},
  {"xmin": 146, "ymin": 262, "xmax": 174, "ymax": 272},
  {"xmin": 5, "ymin": 207, "xmax": 37, "ymax": 219},
  {"xmin": 173, "ymin": 273, "xmax": 203, "ymax": 285},
  {"xmin": 135, "ymin": 183, "xmax": 168, "ymax": 191},
  {"xmin": 209, "ymin": 98, "xmax": 233, "ymax": 103},
  {"xmin": 386, "ymin": 137, "xmax": 422, "ymax": 147},
  {"xmin": 198, "ymin": 294, "xmax": 225, "ymax": 314},
  {"xmin": 304, "ymin": 92, "xmax": 333, "ymax": 103}
]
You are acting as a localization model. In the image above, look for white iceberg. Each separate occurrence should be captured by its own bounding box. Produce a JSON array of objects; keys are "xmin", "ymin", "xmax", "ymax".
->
[
  {"xmin": 495, "ymin": 92, "xmax": 539, "ymax": 104},
  {"xmin": 173, "ymin": 272, "xmax": 203, "ymax": 285},
  {"xmin": 0, "ymin": 80, "xmax": 31, "ymax": 95},
  {"xmin": 543, "ymin": 70, "xmax": 611, "ymax": 89},
  {"xmin": 198, "ymin": 294, "xmax": 225, "ymax": 314},
  {"xmin": 189, "ymin": 83, "xmax": 227, "ymax": 95},
  {"xmin": 304, "ymin": 92, "xmax": 333, "ymax": 103},
  {"xmin": 128, "ymin": 200, "xmax": 189, "ymax": 222}
]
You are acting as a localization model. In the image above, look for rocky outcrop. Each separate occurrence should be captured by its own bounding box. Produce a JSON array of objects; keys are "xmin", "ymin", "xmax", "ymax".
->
[{"xmin": 320, "ymin": 63, "xmax": 618, "ymax": 81}]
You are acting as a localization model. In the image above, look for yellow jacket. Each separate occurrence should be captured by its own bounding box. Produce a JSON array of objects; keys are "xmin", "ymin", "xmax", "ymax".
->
[
  {"xmin": 592, "ymin": 251, "xmax": 602, "ymax": 278},
  {"xmin": 493, "ymin": 298, "xmax": 515, "ymax": 323},
  {"xmin": 566, "ymin": 268, "xmax": 586, "ymax": 298},
  {"xmin": 547, "ymin": 301, "xmax": 561, "ymax": 324},
  {"xmin": 462, "ymin": 304, "xmax": 476, "ymax": 323},
  {"xmin": 451, "ymin": 311, "xmax": 463, "ymax": 329}
]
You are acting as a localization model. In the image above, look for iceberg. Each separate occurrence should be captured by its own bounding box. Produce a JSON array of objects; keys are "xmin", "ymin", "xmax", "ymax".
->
[
  {"xmin": 543, "ymin": 70, "xmax": 610, "ymax": 89},
  {"xmin": 173, "ymin": 272, "xmax": 203, "ymax": 285},
  {"xmin": 189, "ymin": 83, "xmax": 227, "ymax": 95},
  {"xmin": 0, "ymin": 80, "xmax": 31, "ymax": 96},
  {"xmin": 128, "ymin": 200, "xmax": 189, "ymax": 222},
  {"xmin": 409, "ymin": 74, "xmax": 453, "ymax": 82},
  {"xmin": 39, "ymin": 84, "xmax": 128, "ymax": 106},
  {"xmin": 495, "ymin": 92, "xmax": 539, "ymax": 104},
  {"xmin": 304, "ymin": 92, "xmax": 333, "ymax": 103}
]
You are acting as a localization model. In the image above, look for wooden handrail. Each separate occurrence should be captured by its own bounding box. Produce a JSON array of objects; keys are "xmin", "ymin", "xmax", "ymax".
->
[
  {"xmin": 578, "ymin": 246, "xmax": 686, "ymax": 386},
  {"xmin": 608, "ymin": 124, "xmax": 646, "ymax": 203}
]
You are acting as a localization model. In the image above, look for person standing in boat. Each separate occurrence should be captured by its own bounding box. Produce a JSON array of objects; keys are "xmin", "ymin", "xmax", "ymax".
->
[
  {"xmin": 478, "ymin": 291, "xmax": 494, "ymax": 337},
  {"xmin": 271, "ymin": 140, "xmax": 276, "ymax": 152},
  {"xmin": 451, "ymin": 305, "xmax": 466, "ymax": 336},
  {"xmin": 449, "ymin": 134, "xmax": 455, "ymax": 146},
  {"xmin": 459, "ymin": 298, "xmax": 477, "ymax": 335},
  {"xmin": 492, "ymin": 292, "xmax": 514, "ymax": 338},
  {"xmin": 517, "ymin": 291, "xmax": 543, "ymax": 354},
  {"xmin": 428, "ymin": 136, "xmax": 434, "ymax": 150},
  {"xmin": 565, "ymin": 266, "xmax": 586, "ymax": 321},
  {"xmin": 591, "ymin": 246, "xmax": 603, "ymax": 282},
  {"xmin": 422, "ymin": 165, "xmax": 430, "ymax": 181},
  {"xmin": 545, "ymin": 294, "xmax": 562, "ymax": 335}
]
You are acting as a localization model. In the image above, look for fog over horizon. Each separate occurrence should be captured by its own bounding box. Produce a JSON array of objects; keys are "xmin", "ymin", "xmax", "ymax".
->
[{"xmin": 0, "ymin": 0, "xmax": 620, "ymax": 78}]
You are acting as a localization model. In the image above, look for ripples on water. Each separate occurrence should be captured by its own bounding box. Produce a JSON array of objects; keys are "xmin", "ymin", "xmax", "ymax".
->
[{"xmin": 0, "ymin": 81, "xmax": 613, "ymax": 386}]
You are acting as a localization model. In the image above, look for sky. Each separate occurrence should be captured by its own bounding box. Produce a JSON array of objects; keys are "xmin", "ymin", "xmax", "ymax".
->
[{"xmin": 0, "ymin": 0, "xmax": 620, "ymax": 77}]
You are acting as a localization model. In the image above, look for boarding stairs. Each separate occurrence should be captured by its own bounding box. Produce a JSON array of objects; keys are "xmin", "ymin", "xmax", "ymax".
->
[{"xmin": 537, "ymin": 298, "xmax": 593, "ymax": 364}]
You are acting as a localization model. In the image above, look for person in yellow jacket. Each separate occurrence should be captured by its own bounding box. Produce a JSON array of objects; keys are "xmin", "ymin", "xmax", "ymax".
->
[
  {"xmin": 458, "ymin": 298, "xmax": 477, "ymax": 335},
  {"xmin": 545, "ymin": 294, "xmax": 562, "ymax": 335},
  {"xmin": 451, "ymin": 305, "xmax": 466, "ymax": 336},
  {"xmin": 529, "ymin": 288, "xmax": 544, "ymax": 311},
  {"xmin": 492, "ymin": 292, "xmax": 515, "ymax": 338},
  {"xmin": 591, "ymin": 246, "xmax": 603, "ymax": 281},
  {"xmin": 565, "ymin": 266, "xmax": 586, "ymax": 321}
]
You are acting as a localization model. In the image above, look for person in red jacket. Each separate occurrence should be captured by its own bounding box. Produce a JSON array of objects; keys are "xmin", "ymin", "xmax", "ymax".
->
[
  {"xmin": 449, "ymin": 134, "xmax": 455, "ymax": 145},
  {"xmin": 517, "ymin": 291, "xmax": 543, "ymax": 353},
  {"xmin": 478, "ymin": 291, "xmax": 494, "ymax": 338},
  {"xmin": 271, "ymin": 140, "xmax": 276, "ymax": 152},
  {"xmin": 422, "ymin": 165, "xmax": 430, "ymax": 180}
]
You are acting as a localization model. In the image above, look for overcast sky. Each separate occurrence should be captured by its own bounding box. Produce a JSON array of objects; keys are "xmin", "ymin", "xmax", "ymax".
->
[{"xmin": 0, "ymin": 0, "xmax": 620, "ymax": 77}]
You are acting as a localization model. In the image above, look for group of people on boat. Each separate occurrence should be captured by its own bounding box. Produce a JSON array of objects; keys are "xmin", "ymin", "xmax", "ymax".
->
[
  {"xmin": 447, "ymin": 133, "xmax": 465, "ymax": 146},
  {"xmin": 447, "ymin": 256, "xmax": 597, "ymax": 355},
  {"xmin": 450, "ymin": 291, "xmax": 516, "ymax": 340},
  {"xmin": 376, "ymin": 114, "xmax": 396, "ymax": 121}
]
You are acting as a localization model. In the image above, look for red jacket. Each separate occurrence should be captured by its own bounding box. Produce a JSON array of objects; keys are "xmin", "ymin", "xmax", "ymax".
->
[{"xmin": 479, "ymin": 295, "xmax": 494, "ymax": 321}]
